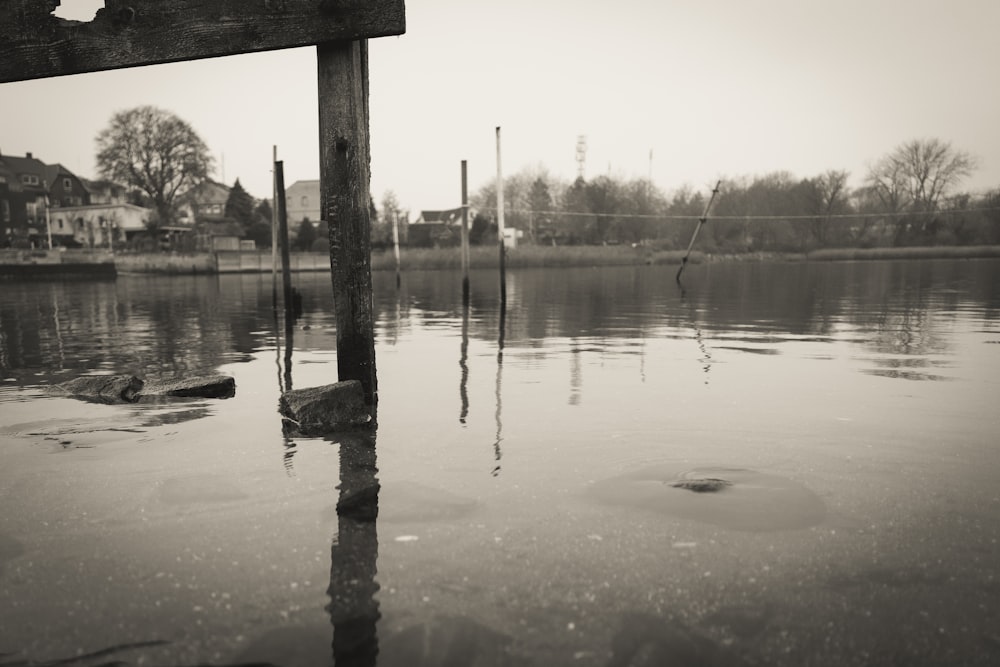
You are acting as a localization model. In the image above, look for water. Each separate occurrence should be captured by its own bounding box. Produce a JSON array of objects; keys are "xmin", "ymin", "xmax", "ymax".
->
[{"xmin": 1, "ymin": 260, "xmax": 999, "ymax": 666}]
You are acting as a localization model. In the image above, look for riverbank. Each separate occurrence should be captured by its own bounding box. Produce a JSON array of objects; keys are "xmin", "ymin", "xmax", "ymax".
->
[
  {"xmin": 6, "ymin": 244, "xmax": 1000, "ymax": 277},
  {"xmin": 0, "ymin": 248, "xmax": 116, "ymax": 280}
]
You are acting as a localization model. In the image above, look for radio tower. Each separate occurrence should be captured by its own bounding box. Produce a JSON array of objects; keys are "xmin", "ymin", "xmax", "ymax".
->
[{"xmin": 575, "ymin": 135, "xmax": 587, "ymax": 181}]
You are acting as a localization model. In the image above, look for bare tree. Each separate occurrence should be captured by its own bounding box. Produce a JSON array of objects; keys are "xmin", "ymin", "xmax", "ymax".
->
[
  {"xmin": 95, "ymin": 106, "xmax": 213, "ymax": 228},
  {"xmin": 867, "ymin": 139, "xmax": 976, "ymax": 213},
  {"xmin": 809, "ymin": 169, "xmax": 850, "ymax": 245}
]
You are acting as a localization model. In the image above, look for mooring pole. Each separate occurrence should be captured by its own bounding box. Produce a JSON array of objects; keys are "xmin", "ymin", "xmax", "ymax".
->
[
  {"xmin": 318, "ymin": 40, "xmax": 377, "ymax": 407},
  {"xmin": 391, "ymin": 207, "xmax": 401, "ymax": 288},
  {"xmin": 495, "ymin": 127, "xmax": 507, "ymax": 310},
  {"xmin": 676, "ymin": 180, "xmax": 722, "ymax": 284},
  {"xmin": 274, "ymin": 161, "xmax": 294, "ymax": 315},
  {"xmin": 271, "ymin": 145, "xmax": 279, "ymax": 303},
  {"xmin": 461, "ymin": 159, "xmax": 470, "ymax": 305}
]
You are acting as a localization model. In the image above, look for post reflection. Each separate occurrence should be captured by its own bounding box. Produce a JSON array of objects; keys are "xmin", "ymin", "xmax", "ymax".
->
[
  {"xmin": 493, "ymin": 299, "xmax": 504, "ymax": 476},
  {"xmin": 327, "ymin": 427, "xmax": 380, "ymax": 667},
  {"xmin": 459, "ymin": 299, "xmax": 470, "ymax": 424}
]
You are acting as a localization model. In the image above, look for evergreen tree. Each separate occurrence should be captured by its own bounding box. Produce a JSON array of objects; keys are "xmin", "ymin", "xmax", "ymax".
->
[{"xmin": 225, "ymin": 179, "xmax": 256, "ymax": 231}]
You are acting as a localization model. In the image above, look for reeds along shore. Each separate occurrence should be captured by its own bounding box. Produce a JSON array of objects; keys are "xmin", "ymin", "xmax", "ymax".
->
[{"xmin": 367, "ymin": 244, "xmax": 1000, "ymax": 272}]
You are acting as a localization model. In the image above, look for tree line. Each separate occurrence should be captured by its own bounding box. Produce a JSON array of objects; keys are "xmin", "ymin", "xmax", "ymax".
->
[
  {"xmin": 460, "ymin": 138, "xmax": 997, "ymax": 251},
  {"xmin": 94, "ymin": 106, "xmax": 997, "ymax": 252}
]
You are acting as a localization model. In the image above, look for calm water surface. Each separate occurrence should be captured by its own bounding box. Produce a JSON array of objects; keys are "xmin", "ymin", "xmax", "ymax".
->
[{"xmin": 1, "ymin": 260, "xmax": 999, "ymax": 666}]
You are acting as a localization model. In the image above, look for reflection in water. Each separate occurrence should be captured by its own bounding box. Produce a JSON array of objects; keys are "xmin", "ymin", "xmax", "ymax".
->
[
  {"xmin": 493, "ymin": 299, "xmax": 505, "ymax": 477},
  {"xmin": 569, "ymin": 340, "xmax": 582, "ymax": 405},
  {"xmin": 328, "ymin": 428, "xmax": 380, "ymax": 666},
  {"xmin": 694, "ymin": 323, "xmax": 712, "ymax": 384},
  {"xmin": 459, "ymin": 300, "xmax": 470, "ymax": 424}
]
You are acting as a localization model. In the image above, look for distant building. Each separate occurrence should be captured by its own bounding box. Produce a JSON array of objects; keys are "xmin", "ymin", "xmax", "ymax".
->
[
  {"xmin": 48, "ymin": 203, "xmax": 149, "ymax": 248},
  {"xmin": 409, "ymin": 208, "xmax": 464, "ymax": 247},
  {"xmin": 0, "ymin": 151, "xmax": 60, "ymax": 247},
  {"xmin": 176, "ymin": 179, "xmax": 231, "ymax": 226},
  {"xmin": 285, "ymin": 179, "xmax": 320, "ymax": 224}
]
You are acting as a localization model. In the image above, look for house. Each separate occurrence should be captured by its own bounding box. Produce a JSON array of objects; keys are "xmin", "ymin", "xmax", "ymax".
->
[
  {"xmin": 48, "ymin": 202, "xmax": 150, "ymax": 248},
  {"xmin": 176, "ymin": 179, "xmax": 231, "ymax": 225},
  {"xmin": 0, "ymin": 151, "xmax": 55, "ymax": 247},
  {"xmin": 409, "ymin": 207, "xmax": 464, "ymax": 247},
  {"xmin": 82, "ymin": 178, "xmax": 129, "ymax": 206},
  {"xmin": 44, "ymin": 163, "xmax": 90, "ymax": 208},
  {"xmin": 285, "ymin": 179, "xmax": 321, "ymax": 224}
]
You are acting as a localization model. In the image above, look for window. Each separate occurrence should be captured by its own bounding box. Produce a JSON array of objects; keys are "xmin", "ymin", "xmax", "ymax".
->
[
  {"xmin": 1, "ymin": 201, "xmax": 9, "ymax": 223},
  {"xmin": 301, "ymin": 196, "xmax": 309, "ymax": 207},
  {"xmin": 63, "ymin": 177, "xmax": 72, "ymax": 190},
  {"xmin": 21, "ymin": 174, "xmax": 40, "ymax": 186}
]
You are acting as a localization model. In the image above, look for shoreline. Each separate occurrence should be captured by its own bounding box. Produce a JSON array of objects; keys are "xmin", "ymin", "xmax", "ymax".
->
[{"xmin": 3, "ymin": 245, "xmax": 999, "ymax": 278}]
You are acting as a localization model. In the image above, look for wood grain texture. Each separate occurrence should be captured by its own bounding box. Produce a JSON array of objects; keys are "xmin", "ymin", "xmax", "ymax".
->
[
  {"xmin": 0, "ymin": 0, "xmax": 405, "ymax": 82},
  {"xmin": 318, "ymin": 39, "xmax": 377, "ymax": 407}
]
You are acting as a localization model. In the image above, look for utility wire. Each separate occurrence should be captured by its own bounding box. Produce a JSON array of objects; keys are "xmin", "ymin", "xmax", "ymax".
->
[{"xmin": 473, "ymin": 205, "xmax": 1000, "ymax": 222}]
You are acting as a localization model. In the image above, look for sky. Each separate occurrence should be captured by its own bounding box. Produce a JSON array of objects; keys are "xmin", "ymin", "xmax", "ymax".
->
[{"xmin": 2, "ymin": 0, "xmax": 998, "ymax": 215}]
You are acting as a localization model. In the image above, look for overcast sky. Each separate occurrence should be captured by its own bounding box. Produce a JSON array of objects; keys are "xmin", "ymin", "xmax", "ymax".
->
[{"xmin": 2, "ymin": 0, "xmax": 998, "ymax": 214}]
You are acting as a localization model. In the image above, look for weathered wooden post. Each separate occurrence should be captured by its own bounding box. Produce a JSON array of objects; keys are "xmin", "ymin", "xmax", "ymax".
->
[
  {"xmin": 318, "ymin": 39, "xmax": 378, "ymax": 406},
  {"xmin": 495, "ymin": 127, "xmax": 508, "ymax": 311},
  {"xmin": 460, "ymin": 159, "xmax": 471, "ymax": 304},
  {"xmin": 274, "ymin": 161, "xmax": 294, "ymax": 318},
  {"xmin": 0, "ymin": 0, "xmax": 404, "ymax": 410}
]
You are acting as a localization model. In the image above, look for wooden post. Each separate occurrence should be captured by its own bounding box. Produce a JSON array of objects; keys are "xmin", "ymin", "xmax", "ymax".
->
[
  {"xmin": 461, "ymin": 159, "xmax": 470, "ymax": 305},
  {"xmin": 318, "ymin": 40, "xmax": 377, "ymax": 407},
  {"xmin": 391, "ymin": 208, "xmax": 401, "ymax": 288},
  {"xmin": 271, "ymin": 145, "xmax": 279, "ymax": 303},
  {"xmin": 495, "ymin": 127, "xmax": 507, "ymax": 310},
  {"xmin": 274, "ymin": 161, "xmax": 294, "ymax": 317}
]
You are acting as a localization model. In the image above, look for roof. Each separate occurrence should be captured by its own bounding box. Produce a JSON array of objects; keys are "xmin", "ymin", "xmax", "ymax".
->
[
  {"xmin": 181, "ymin": 179, "xmax": 231, "ymax": 206},
  {"xmin": 0, "ymin": 153, "xmax": 47, "ymax": 183},
  {"xmin": 414, "ymin": 207, "xmax": 464, "ymax": 225}
]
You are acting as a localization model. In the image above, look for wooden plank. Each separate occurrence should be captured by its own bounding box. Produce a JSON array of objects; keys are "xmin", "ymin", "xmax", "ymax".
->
[
  {"xmin": 0, "ymin": 0, "xmax": 405, "ymax": 83},
  {"xmin": 317, "ymin": 39, "xmax": 377, "ymax": 407}
]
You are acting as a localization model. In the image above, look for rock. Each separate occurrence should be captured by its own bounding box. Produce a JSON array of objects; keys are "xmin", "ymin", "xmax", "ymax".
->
[
  {"xmin": 669, "ymin": 478, "xmax": 732, "ymax": 493},
  {"xmin": 141, "ymin": 374, "xmax": 236, "ymax": 399},
  {"xmin": 279, "ymin": 380, "xmax": 371, "ymax": 434},
  {"xmin": 51, "ymin": 373, "xmax": 236, "ymax": 404},
  {"xmin": 52, "ymin": 374, "xmax": 144, "ymax": 403}
]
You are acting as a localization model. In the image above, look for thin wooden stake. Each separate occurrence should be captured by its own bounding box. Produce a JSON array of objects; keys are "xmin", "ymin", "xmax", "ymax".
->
[
  {"xmin": 676, "ymin": 180, "xmax": 721, "ymax": 284},
  {"xmin": 495, "ymin": 127, "xmax": 507, "ymax": 310},
  {"xmin": 391, "ymin": 206, "xmax": 401, "ymax": 288},
  {"xmin": 274, "ymin": 161, "xmax": 294, "ymax": 317},
  {"xmin": 461, "ymin": 159, "xmax": 470, "ymax": 305}
]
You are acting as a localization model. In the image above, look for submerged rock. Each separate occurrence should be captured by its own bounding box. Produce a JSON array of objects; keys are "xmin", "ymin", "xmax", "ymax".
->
[
  {"xmin": 279, "ymin": 380, "xmax": 371, "ymax": 434},
  {"xmin": 52, "ymin": 374, "xmax": 144, "ymax": 403},
  {"xmin": 141, "ymin": 374, "xmax": 236, "ymax": 399},
  {"xmin": 52, "ymin": 373, "xmax": 236, "ymax": 403},
  {"xmin": 588, "ymin": 465, "xmax": 827, "ymax": 531},
  {"xmin": 670, "ymin": 478, "xmax": 732, "ymax": 493}
]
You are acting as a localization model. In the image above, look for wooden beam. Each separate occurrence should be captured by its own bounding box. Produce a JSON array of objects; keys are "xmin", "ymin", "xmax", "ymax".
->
[
  {"xmin": 318, "ymin": 39, "xmax": 377, "ymax": 407},
  {"xmin": 0, "ymin": 0, "xmax": 405, "ymax": 83}
]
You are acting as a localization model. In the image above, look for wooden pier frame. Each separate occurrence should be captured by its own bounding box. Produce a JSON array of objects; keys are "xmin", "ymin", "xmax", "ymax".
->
[{"xmin": 0, "ymin": 0, "xmax": 404, "ymax": 407}]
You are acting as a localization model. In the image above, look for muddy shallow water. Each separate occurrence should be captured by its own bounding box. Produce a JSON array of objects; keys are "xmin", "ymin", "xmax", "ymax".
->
[{"xmin": 1, "ymin": 259, "xmax": 999, "ymax": 665}]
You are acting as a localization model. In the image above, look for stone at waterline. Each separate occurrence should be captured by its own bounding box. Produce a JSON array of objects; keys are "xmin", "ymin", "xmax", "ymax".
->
[
  {"xmin": 141, "ymin": 374, "xmax": 236, "ymax": 399},
  {"xmin": 279, "ymin": 380, "xmax": 371, "ymax": 434},
  {"xmin": 51, "ymin": 373, "xmax": 236, "ymax": 403},
  {"xmin": 51, "ymin": 374, "xmax": 144, "ymax": 404}
]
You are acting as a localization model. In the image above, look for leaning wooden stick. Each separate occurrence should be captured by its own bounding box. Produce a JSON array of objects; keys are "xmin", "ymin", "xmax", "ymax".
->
[{"xmin": 676, "ymin": 180, "xmax": 722, "ymax": 283}]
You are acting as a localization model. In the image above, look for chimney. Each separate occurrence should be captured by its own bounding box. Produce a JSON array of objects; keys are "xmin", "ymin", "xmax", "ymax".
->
[{"xmin": 26, "ymin": 152, "xmax": 32, "ymax": 159}]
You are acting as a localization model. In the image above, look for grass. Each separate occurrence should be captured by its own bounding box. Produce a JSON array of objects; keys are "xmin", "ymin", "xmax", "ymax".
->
[
  {"xmin": 368, "ymin": 244, "xmax": 1000, "ymax": 271},
  {"xmin": 806, "ymin": 245, "xmax": 1000, "ymax": 261}
]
